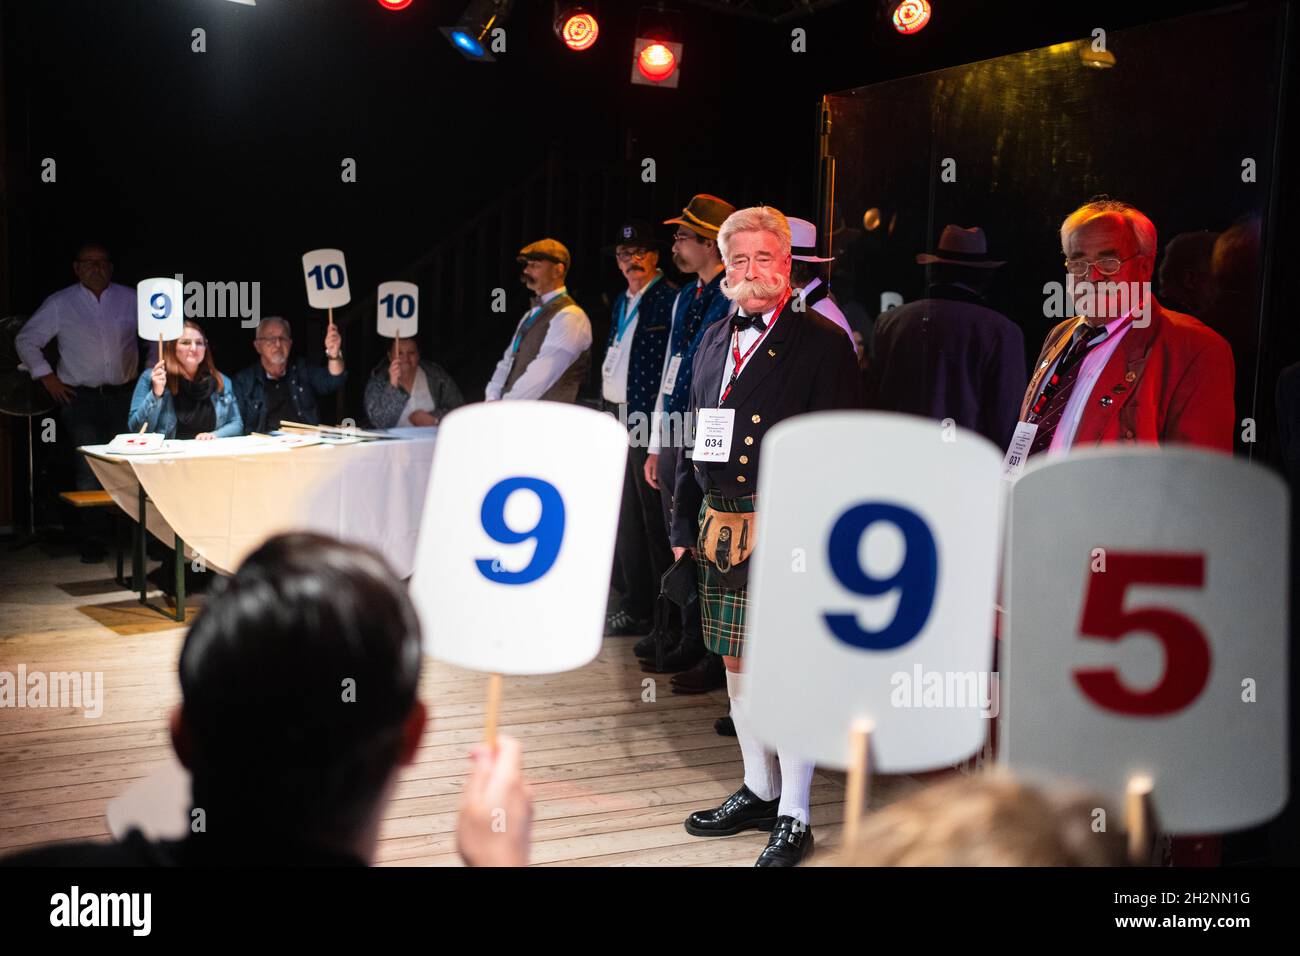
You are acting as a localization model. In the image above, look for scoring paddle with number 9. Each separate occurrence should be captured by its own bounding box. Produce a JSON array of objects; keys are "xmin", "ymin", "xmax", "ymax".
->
[
  {"xmin": 823, "ymin": 502, "xmax": 938, "ymax": 651},
  {"xmin": 474, "ymin": 477, "xmax": 566, "ymax": 586}
]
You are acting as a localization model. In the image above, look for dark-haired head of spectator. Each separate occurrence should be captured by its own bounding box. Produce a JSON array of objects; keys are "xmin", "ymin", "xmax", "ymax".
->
[
  {"xmin": 170, "ymin": 532, "xmax": 425, "ymax": 863},
  {"xmin": 1211, "ymin": 215, "xmax": 1262, "ymax": 296},
  {"xmin": 1158, "ymin": 230, "xmax": 1220, "ymax": 317}
]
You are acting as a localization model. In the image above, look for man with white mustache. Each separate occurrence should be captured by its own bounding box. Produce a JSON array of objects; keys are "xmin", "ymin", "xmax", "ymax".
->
[{"xmin": 669, "ymin": 206, "xmax": 863, "ymax": 866}]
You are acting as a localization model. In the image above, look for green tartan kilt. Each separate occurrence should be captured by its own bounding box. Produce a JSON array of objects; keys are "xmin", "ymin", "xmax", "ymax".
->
[{"xmin": 696, "ymin": 491, "xmax": 758, "ymax": 658}]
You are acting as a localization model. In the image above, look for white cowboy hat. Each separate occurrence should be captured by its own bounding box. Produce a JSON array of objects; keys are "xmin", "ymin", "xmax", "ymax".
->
[{"xmin": 788, "ymin": 217, "xmax": 835, "ymax": 263}]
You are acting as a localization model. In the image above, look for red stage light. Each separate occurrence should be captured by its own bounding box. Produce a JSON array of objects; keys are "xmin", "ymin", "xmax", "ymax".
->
[
  {"xmin": 891, "ymin": 0, "xmax": 931, "ymax": 34},
  {"xmin": 637, "ymin": 42, "xmax": 677, "ymax": 82},
  {"xmin": 377, "ymin": 0, "xmax": 413, "ymax": 10},
  {"xmin": 559, "ymin": 12, "xmax": 599, "ymax": 51}
]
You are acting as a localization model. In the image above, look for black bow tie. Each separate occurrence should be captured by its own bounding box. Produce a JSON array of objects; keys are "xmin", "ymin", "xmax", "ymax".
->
[{"xmin": 731, "ymin": 311, "xmax": 767, "ymax": 333}]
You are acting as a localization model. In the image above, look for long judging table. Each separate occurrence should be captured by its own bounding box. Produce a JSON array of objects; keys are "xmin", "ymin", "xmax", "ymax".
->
[{"xmin": 80, "ymin": 430, "xmax": 439, "ymax": 577}]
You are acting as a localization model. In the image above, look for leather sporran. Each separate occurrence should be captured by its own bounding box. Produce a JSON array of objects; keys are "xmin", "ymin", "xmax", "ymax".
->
[{"xmin": 697, "ymin": 505, "xmax": 756, "ymax": 589}]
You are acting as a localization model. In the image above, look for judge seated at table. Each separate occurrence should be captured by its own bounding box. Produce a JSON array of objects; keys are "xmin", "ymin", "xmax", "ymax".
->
[
  {"xmin": 232, "ymin": 315, "xmax": 346, "ymax": 433},
  {"xmin": 128, "ymin": 319, "xmax": 243, "ymax": 439},
  {"xmin": 364, "ymin": 336, "xmax": 463, "ymax": 429}
]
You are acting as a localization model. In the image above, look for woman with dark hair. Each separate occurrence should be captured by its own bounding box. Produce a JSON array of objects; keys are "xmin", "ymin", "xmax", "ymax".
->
[{"xmin": 128, "ymin": 319, "xmax": 243, "ymax": 438}]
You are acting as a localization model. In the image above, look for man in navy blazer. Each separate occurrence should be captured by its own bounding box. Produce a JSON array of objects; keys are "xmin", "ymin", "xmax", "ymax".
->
[
  {"xmin": 637, "ymin": 193, "xmax": 736, "ymax": 683},
  {"xmin": 601, "ymin": 220, "xmax": 678, "ymax": 637},
  {"xmin": 865, "ymin": 225, "xmax": 1026, "ymax": 450},
  {"xmin": 671, "ymin": 206, "xmax": 863, "ymax": 866}
]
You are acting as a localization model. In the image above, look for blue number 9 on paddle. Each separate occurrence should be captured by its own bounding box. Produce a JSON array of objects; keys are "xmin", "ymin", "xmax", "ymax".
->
[
  {"xmin": 823, "ymin": 502, "xmax": 937, "ymax": 650},
  {"xmin": 150, "ymin": 292, "xmax": 171, "ymax": 319},
  {"xmin": 475, "ymin": 477, "xmax": 566, "ymax": 585}
]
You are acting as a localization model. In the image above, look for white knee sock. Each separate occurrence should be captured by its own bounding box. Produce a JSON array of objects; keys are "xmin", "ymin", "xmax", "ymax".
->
[
  {"xmin": 727, "ymin": 670, "xmax": 779, "ymax": 801},
  {"xmin": 776, "ymin": 749, "xmax": 814, "ymax": 826}
]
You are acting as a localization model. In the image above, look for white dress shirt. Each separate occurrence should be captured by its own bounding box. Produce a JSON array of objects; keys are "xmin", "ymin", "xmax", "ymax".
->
[
  {"xmin": 1046, "ymin": 311, "xmax": 1134, "ymax": 454},
  {"xmin": 16, "ymin": 282, "xmax": 139, "ymax": 387},
  {"xmin": 601, "ymin": 275, "xmax": 660, "ymax": 404},
  {"xmin": 800, "ymin": 277, "xmax": 855, "ymax": 342},
  {"xmin": 485, "ymin": 287, "xmax": 593, "ymax": 401},
  {"xmin": 718, "ymin": 301, "xmax": 781, "ymax": 404},
  {"xmin": 396, "ymin": 368, "xmax": 435, "ymax": 427}
]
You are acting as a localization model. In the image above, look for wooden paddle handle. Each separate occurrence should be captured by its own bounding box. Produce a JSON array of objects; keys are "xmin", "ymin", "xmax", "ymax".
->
[
  {"xmin": 484, "ymin": 673, "xmax": 503, "ymax": 751},
  {"xmin": 1126, "ymin": 773, "xmax": 1154, "ymax": 865},
  {"xmin": 843, "ymin": 717, "xmax": 874, "ymax": 852}
]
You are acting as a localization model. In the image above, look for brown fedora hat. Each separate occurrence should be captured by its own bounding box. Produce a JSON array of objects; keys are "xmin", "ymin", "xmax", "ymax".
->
[
  {"xmin": 664, "ymin": 194, "xmax": 736, "ymax": 240},
  {"xmin": 916, "ymin": 225, "xmax": 1005, "ymax": 269}
]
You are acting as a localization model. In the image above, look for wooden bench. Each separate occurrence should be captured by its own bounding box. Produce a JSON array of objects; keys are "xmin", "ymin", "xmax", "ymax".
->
[{"xmin": 58, "ymin": 490, "xmax": 116, "ymax": 508}]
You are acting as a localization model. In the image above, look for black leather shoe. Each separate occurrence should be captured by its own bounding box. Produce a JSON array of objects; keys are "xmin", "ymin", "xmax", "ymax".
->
[
  {"xmin": 659, "ymin": 635, "xmax": 706, "ymax": 673},
  {"xmin": 684, "ymin": 785, "xmax": 779, "ymax": 837},
  {"xmin": 670, "ymin": 652, "xmax": 726, "ymax": 694},
  {"xmin": 714, "ymin": 714, "xmax": 736, "ymax": 736},
  {"xmin": 605, "ymin": 608, "xmax": 651, "ymax": 637},
  {"xmin": 754, "ymin": 816, "xmax": 814, "ymax": 866},
  {"xmin": 634, "ymin": 625, "xmax": 679, "ymax": 660}
]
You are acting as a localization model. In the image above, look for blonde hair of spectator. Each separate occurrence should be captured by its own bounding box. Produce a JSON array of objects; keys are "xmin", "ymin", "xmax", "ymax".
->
[{"xmin": 830, "ymin": 770, "xmax": 1128, "ymax": 867}]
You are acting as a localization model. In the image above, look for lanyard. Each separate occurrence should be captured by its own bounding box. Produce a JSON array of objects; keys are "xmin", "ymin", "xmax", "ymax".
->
[
  {"xmin": 719, "ymin": 289, "xmax": 789, "ymax": 406},
  {"xmin": 512, "ymin": 288, "xmax": 566, "ymax": 355},
  {"xmin": 613, "ymin": 273, "xmax": 662, "ymax": 344}
]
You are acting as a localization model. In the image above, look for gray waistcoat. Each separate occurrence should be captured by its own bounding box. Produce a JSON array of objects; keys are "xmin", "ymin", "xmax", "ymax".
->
[{"xmin": 503, "ymin": 293, "xmax": 590, "ymax": 403}]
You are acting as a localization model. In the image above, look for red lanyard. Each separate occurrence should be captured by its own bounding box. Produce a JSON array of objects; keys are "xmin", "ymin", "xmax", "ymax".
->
[{"xmin": 720, "ymin": 289, "xmax": 789, "ymax": 405}]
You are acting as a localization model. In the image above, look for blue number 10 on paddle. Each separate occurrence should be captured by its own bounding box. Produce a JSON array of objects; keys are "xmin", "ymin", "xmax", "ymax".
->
[
  {"xmin": 380, "ymin": 293, "xmax": 416, "ymax": 318},
  {"xmin": 823, "ymin": 502, "xmax": 938, "ymax": 651},
  {"xmin": 307, "ymin": 263, "xmax": 345, "ymax": 290},
  {"xmin": 475, "ymin": 477, "xmax": 566, "ymax": 585}
]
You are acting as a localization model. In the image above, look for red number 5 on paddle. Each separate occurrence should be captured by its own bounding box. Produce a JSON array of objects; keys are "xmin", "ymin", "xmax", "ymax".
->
[{"xmin": 1073, "ymin": 552, "xmax": 1211, "ymax": 716}]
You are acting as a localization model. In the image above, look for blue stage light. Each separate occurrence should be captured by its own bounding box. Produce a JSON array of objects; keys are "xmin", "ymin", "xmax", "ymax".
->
[{"xmin": 452, "ymin": 30, "xmax": 485, "ymax": 56}]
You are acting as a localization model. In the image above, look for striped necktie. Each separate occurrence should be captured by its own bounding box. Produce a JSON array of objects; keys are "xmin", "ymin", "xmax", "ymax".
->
[{"xmin": 1027, "ymin": 323, "xmax": 1108, "ymax": 456}]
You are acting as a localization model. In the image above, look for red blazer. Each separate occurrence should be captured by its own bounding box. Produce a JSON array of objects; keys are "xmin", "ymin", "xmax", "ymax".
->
[{"xmin": 1018, "ymin": 300, "xmax": 1235, "ymax": 453}]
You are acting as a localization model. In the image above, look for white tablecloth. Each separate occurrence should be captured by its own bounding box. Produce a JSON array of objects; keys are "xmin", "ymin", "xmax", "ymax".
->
[{"xmin": 82, "ymin": 433, "xmax": 438, "ymax": 576}]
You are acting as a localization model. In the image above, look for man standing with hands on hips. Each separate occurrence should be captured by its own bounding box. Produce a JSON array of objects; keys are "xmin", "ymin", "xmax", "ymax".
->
[
  {"xmin": 16, "ymin": 242, "xmax": 137, "ymax": 562},
  {"xmin": 671, "ymin": 206, "xmax": 863, "ymax": 866}
]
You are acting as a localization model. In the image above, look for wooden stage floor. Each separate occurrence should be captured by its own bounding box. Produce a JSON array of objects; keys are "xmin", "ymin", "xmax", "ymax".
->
[{"xmin": 0, "ymin": 541, "xmax": 924, "ymax": 866}]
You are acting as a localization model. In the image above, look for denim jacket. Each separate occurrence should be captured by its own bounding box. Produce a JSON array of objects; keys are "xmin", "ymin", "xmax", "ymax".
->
[
  {"xmin": 127, "ymin": 369, "xmax": 244, "ymax": 438},
  {"xmin": 232, "ymin": 358, "xmax": 347, "ymax": 434}
]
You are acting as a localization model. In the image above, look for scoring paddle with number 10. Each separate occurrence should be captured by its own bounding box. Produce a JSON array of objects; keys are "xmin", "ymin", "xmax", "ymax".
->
[{"xmin": 307, "ymin": 263, "xmax": 345, "ymax": 290}]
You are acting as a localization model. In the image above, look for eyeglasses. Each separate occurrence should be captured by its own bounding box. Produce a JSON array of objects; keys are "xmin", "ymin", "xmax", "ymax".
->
[
  {"xmin": 727, "ymin": 254, "xmax": 777, "ymax": 271},
  {"xmin": 178, "ymin": 338, "xmax": 206, "ymax": 348},
  {"xmin": 672, "ymin": 231, "xmax": 701, "ymax": 243},
  {"xmin": 615, "ymin": 249, "xmax": 653, "ymax": 263},
  {"xmin": 256, "ymin": 336, "xmax": 291, "ymax": 345},
  {"xmin": 1064, "ymin": 254, "xmax": 1141, "ymax": 277}
]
